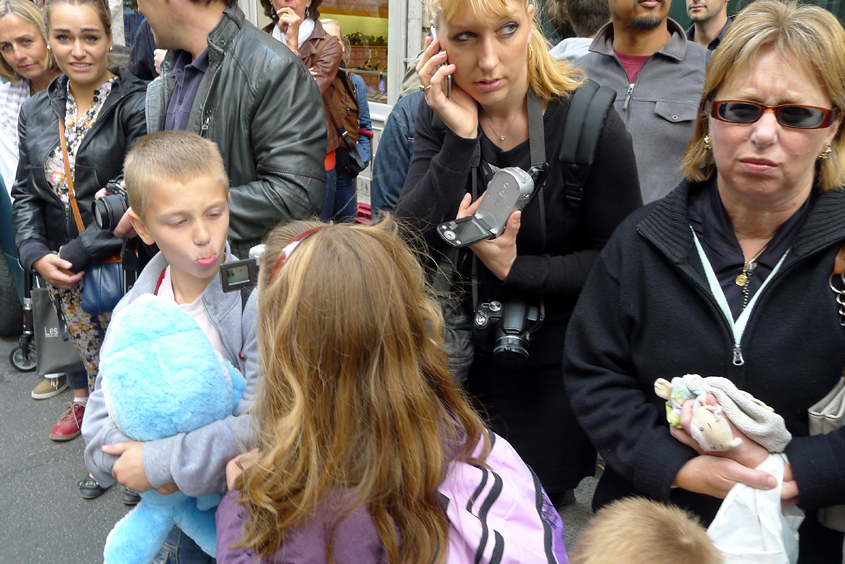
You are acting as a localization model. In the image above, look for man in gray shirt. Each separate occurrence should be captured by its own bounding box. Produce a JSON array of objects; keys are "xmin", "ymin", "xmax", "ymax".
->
[{"xmin": 574, "ymin": 0, "xmax": 707, "ymax": 203}]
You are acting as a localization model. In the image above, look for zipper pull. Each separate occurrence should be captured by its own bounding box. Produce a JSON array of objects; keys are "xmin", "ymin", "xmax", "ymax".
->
[
  {"xmin": 623, "ymin": 83, "xmax": 635, "ymax": 110},
  {"xmin": 732, "ymin": 344, "xmax": 744, "ymax": 366}
]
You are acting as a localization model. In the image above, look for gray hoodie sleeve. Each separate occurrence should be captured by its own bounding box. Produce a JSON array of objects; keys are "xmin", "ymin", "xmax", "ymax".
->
[{"xmin": 82, "ymin": 291, "xmax": 260, "ymax": 497}]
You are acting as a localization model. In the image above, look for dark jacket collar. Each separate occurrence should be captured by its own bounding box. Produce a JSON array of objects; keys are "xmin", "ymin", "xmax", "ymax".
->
[
  {"xmin": 47, "ymin": 68, "xmax": 147, "ymax": 117},
  {"xmin": 638, "ymin": 179, "xmax": 845, "ymax": 265},
  {"xmin": 685, "ymin": 14, "xmax": 736, "ymax": 50},
  {"xmin": 590, "ymin": 18, "xmax": 690, "ymax": 62}
]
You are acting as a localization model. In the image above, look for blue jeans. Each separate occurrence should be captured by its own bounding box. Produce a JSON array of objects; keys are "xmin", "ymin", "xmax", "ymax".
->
[
  {"xmin": 332, "ymin": 167, "xmax": 357, "ymax": 222},
  {"xmin": 152, "ymin": 526, "xmax": 215, "ymax": 564},
  {"xmin": 319, "ymin": 167, "xmax": 337, "ymax": 221}
]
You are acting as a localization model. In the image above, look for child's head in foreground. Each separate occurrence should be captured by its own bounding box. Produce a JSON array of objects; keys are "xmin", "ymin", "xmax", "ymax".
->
[
  {"xmin": 235, "ymin": 218, "xmax": 490, "ymax": 563},
  {"xmin": 125, "ymin": 131, "xmax": 230, "ymax": 301},
  {"xmin": 571, "ymin": 497, "xmax": 722, "ymax": 564}
]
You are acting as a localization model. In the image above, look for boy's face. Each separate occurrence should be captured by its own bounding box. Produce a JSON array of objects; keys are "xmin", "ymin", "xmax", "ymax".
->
[{"xmin": 130, "ymin": 175, "xmax": 229, "ymax": 299}]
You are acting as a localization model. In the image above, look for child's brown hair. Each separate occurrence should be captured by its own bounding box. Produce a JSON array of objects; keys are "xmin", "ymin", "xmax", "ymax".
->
[{"xmin": 235, "ymin": 218, "xmax": 490, "ymax": 564}]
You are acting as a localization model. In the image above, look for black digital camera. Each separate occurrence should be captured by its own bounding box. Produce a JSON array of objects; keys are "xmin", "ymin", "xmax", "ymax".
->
[
  {"xmin": 473, "ymin": 297, "xmax": 542, "ymax": 369},
  {"xmin": 92, "ymin": 178, "xmax": 129, "ymax": 231},
  {"xmin": 220, "ymin": 244, "xmax": 267, "ymax": 293}
]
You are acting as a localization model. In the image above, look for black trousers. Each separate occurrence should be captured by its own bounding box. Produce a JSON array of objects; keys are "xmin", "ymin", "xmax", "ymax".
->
[{"xmin": 465, "ymin": 352, "xmax": 596, "ymax": 497}]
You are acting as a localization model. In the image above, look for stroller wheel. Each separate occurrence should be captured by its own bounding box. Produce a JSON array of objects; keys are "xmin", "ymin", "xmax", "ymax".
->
[{"xmin": 10, "ymin": 345, "xmax": 36, "ymax": 372}]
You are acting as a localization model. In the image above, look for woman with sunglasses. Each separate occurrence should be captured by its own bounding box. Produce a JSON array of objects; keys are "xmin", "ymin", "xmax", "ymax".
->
[{"xmin": 563, "ymin": 1, "xmax": 845, "ymax": 561}]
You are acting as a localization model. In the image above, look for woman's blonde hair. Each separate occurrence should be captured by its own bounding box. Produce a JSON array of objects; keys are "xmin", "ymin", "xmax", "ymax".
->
[
  {"xmin": 681, "ymin": 0, "xmax": 845, "ymax": 191},
  {"xmin": 0, "ymin": 0, "xmax": 59, "ymax": 83},
  {"xmin": 235, "ymin": 218, "xmax": 490, "ymax": 564},
  {"xmin": 429, "ymin": 0, "xmax": 583, "ymax": 101}
]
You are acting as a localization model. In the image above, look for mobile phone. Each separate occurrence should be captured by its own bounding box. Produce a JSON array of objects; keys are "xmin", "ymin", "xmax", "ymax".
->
[
  {"xmin": 429, "ymin": 25, "xmax": 451, "ymax": 98},
  {"xmin": 437, "ymin": 167, "xmax": 535, "ymax": 248}
]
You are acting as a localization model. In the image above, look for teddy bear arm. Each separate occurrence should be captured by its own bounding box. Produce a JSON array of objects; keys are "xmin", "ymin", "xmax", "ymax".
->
[
  {"xmin": 173, "ymin": 500, "xmax": 220, "ymax": 558},
  {"xmin": 103, "ymin": 500, "xmax": 176, "ymax": 564}
]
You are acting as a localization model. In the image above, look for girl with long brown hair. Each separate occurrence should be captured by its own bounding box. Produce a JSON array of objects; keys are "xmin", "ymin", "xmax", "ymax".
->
[{"xmin": 217, "ymin": 219, "xmax": 567, "ymax": 564}]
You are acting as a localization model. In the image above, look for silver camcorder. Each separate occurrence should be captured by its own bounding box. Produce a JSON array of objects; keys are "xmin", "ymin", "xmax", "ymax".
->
[
  {"xmin": 220, "ymin": 244, "xmax": 267, "ymax": 293},
  {"xmin": 437, "ymin": 167, "xmax": 535, "ymax": 248}
]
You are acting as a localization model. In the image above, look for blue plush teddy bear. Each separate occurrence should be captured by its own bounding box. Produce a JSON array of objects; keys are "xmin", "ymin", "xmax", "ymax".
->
[{"xmin": 98, "ymin": 294, "xmax": 246, "ymax": 564}]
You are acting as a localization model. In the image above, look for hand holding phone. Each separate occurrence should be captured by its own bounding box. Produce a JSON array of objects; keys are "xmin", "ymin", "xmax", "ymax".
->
[{"xmin": 429, "ymin": 25, "xmax": 451, "ymax": 98}]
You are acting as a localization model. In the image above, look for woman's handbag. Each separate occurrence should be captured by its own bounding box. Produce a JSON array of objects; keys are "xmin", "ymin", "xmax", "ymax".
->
[
  {"xmin": 808, "ymin": 374, "xmax": 845, "ymax": 532},
  {"xmin": 815, "ymin": 243, "xmax": 845, "ymax": 532},
  {"xmin": 58, "ymin": 118, "xmax": 124, "ymax": 315},
  {"xmin": 33, "ymin": 287, "xmax": 85, "ymax": 375}
]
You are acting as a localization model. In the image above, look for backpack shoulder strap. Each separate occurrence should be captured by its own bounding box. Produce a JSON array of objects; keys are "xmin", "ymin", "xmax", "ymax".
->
[{"xmin": 559, "ymin": 79, "xmax": 617, "ymax": 237}]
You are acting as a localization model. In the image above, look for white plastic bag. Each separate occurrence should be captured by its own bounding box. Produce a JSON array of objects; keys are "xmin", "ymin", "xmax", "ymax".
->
[{"xmin": 707, "ymin": 454, "xmax": 805, "ymax": 564}]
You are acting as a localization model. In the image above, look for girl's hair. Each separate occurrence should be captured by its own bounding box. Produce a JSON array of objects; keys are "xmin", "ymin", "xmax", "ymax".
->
[
  {"xmin": 429, "ymin": 0, "xmax": 583, "ymax": 102},
  {"xmin": 44, "ymin": 0, "xmax": 112, "ymax": 37},
  {"xmin": 0, "ymin": 0, "xmax": 59, "ymax": 83},
  {"xmin": 680, "ymin": 0, "xmax": 845, "ymax": 191},
  {"xmin": 235, "ymin": 218, "xmax": 490, "ymax": 564},
  {"xmin": 260, "ymin": 0, "xmax": 323, "ymax": 22}
]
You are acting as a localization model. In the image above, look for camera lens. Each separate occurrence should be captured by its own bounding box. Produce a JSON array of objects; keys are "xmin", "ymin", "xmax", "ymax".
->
[
  {"xmin": 92, "ymin": 194, "xmax": 127, "ymax": 231},
  {"xmin": 493, "ymin": 335, "xmax": 530, "ymax": 369},
  {"xmin": 93, "ymin": 199, "xmax": 110, "ymax": 230}
]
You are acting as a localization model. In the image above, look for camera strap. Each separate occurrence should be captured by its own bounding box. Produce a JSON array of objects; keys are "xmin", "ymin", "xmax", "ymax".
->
[{"xmin": 470, "ymin": 91, "xmax": 547, "ymax": 314}]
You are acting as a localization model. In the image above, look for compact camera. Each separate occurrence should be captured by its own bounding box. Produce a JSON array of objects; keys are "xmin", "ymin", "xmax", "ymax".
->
[
  {"xmin": 92, "ymin": 178, "xmax": 129, "ymax": 231},
  {"xmin": 473, "ymin": 297, "xmax": 541, "ymax": 369},
  {"xmin": 437, "ymin": 167, "xmax": 537, "ymax": 248},
  {"xmin": 220, "ymin": 244, "xmax": 267, "ymax": 293}
]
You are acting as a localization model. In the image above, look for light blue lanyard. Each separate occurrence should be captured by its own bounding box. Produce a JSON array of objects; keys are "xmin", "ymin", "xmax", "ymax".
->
[{"xmin": 691, "ymin": 228, "xmax": 789, "ymax": 361}]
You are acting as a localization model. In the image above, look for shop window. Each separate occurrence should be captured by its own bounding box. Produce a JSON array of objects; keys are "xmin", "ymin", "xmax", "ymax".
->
[{"xmin": 319, "ymin": 2, "xmax": 389, "ymax": 103}]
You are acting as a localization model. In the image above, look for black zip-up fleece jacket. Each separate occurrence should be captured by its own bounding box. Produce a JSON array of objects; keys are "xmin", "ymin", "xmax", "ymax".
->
[
  {"xmin": 12, "ymin": 69, "xmax": 147, "ymax": 272},
  {"xmin": 564, "ymin": 179, "xmax": 845, "ymax": 516}
]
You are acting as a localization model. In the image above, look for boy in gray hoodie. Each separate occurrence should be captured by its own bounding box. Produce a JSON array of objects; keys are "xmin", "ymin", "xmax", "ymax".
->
[{"xmin": 82, "ymin": 131, "xmax": 259, "ymax": 563}]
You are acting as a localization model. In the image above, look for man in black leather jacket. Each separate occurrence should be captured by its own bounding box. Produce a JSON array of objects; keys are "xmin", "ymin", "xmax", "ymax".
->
[{"xmin": 136, "ymin": 0, "xmax": 327, "ymax": 259}]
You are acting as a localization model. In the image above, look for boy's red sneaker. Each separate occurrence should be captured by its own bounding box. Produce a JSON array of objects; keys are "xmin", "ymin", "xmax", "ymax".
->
[{"xmin": 50, "ymin": 402, "xmax": 85, "ymax": 441}]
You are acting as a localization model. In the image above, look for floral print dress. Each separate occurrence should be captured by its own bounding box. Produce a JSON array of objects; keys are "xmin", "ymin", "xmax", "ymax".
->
[{"xmin": 47, "ymin": 78, "xmax": 116, "ymax": 389}]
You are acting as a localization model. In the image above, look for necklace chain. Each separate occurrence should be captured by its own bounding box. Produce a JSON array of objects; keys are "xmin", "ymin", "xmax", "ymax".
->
[
  {"xmin": 735, "ymin": 245, "xmax": 768, "ymax": 287},
  {"xmin": 481, "ymin": 97, "xmax": 526, "ymax": 142}
]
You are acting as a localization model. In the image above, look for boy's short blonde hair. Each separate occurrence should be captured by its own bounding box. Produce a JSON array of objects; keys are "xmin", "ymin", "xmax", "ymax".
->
[
  {"xmin": 571, "ymin": 497, "xmax": 722, "ymax": 564},
  {"xmin": 124, "ymin": 131, "xmax": 229, "ymax": 218}
]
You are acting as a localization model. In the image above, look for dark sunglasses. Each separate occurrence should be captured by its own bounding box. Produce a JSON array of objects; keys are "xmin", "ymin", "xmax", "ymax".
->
[{"xmin": 711, "ymin": 100, "xmax": 838, "ymax": 129}]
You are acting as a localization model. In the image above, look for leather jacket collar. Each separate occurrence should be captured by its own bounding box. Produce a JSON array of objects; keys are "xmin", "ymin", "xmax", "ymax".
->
[{"xmin": 46, "ymin": 69, "xmax": 148, "ymax": 118}]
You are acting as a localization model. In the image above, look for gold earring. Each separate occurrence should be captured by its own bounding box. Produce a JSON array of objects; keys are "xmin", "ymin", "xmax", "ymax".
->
[
  {"xmin": 109, "ymin": 45, "xmax": 113, "ymax": 52},
  {"xmin": 703, "ymin": 134, "xmax": 712, "ymax": 151},
  {"xmin": 46, "ymin": 44, "xmax": 51, "ymax": 50},
  {"xmin": 527, "ymin": 43, "xmax": 535, "ymax": 60},
  {"xmin": 819, "ymin": 142, "xmax": 832, "ymax": 160}
]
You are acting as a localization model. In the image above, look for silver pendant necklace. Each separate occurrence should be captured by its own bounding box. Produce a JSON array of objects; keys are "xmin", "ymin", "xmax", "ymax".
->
[{"xmin": 481, "ymin": 97, "xmax": 526, "ymax": 142}]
